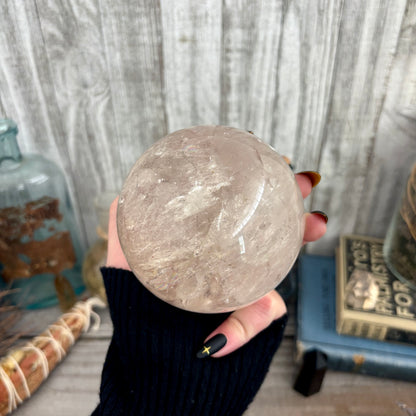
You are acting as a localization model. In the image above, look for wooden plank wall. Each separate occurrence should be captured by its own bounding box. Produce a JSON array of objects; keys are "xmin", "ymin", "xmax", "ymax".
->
[{"xmin": 1, "ymin": 0, "xmax": 415, "ymax": 255}]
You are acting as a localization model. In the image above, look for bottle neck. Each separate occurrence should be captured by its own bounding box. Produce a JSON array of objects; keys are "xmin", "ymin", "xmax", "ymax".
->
[{"xmin": 0, "ymin": 119, "xmax": 22, "ymax": 170}]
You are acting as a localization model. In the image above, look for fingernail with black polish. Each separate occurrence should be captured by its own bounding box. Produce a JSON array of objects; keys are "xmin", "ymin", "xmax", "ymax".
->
[
  {"xmin": 299, "ymin": 171, "xmax": 321, "ymax": 188},
  {"xmin": 311, "ymin": 210, "xmax": 328, "ymax": 224},
  {"xmin": 196, "ymin": 334, "xmax": 227, "ymax": 359}
]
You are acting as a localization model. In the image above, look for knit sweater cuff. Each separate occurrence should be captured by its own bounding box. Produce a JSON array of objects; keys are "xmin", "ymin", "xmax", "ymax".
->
[{"xmin": 94, "ymin": 267, "xmax": 288, "ymax": 416}]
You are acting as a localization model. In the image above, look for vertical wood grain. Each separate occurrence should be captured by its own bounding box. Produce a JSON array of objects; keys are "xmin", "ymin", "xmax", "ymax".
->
[
  {"xmin": 161, "ymin": 0, "xmax": 222, "ymax": 132},
  {"xmin": 99, "ymin": 0, "xmax": 167, "ymax": 177},
  {"xmin": 267, "ymin": 0, "xmax": 301, "ymax": 158},
  {"xmin": 35, "ymin": 0, "xmax": 122, "ymax": 245},
  {"xmin": 0, "ymin": 96, "xmax": 5, "ymax": 116},
  {"xmin": 0, "ymin": 0, "xmax": 87, "ymax": 248},
  {"xmin": 0, "ymin": 1, "xmax": 65, "ymax": 158},
  {"xmin": 287, "ymin": 0, "xmax": 343, "ymax": 168},
  {"xmin": 308, "ymin": 0, "xmax": 407, "ymax": 254},
  {"xmin": 356, "ymin": 0, "xmax": 416, "ymax": 237},
  {"xmin": 220, "ymin": 0, "xmax": 284, "ymax": 147},
  {"xmin": 1, "ymin": 0, "xmax": 415, "ymax": 256},
  {"xmin": 220, "ymin": 0, "xmax": 344, "ymax": 169}
]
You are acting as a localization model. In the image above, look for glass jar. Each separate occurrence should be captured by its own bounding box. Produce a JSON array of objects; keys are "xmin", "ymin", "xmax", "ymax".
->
[
  {"xmin": 0, "ymin": 119, "xmax": 85, "ymax": 309},
  {"xmin": 383, "ymin": 162, "xmax": 416, "ymax": 289}
]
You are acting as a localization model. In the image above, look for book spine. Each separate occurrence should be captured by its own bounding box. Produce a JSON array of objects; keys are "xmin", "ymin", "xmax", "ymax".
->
[
  {"xmin": 337, "ymin": 319, "xmax": 387, "ymax": 341},
  {"xmin": 338, "ymin": 319, "xmax": 416, "ymax": 345},
  {"xmin": 297, "ymin": 340, "xmax": 416, "ymax": 382}
]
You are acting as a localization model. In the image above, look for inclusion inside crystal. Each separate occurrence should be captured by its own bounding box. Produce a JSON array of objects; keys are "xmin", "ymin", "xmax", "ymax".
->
[{"xmin": 117, "ymin": 126, "xmax": 305, "ymax": 313}]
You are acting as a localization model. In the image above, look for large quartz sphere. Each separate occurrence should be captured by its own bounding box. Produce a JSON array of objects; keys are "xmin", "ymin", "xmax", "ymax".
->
[{"xmin": 117, "ymin": 126, "xmax": 305, "ymax": 313}]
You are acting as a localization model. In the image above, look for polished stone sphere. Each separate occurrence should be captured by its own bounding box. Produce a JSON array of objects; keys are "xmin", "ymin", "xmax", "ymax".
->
[{"xmin": 117, "ymin": 126, "xmax": 305, "ymax": 313}]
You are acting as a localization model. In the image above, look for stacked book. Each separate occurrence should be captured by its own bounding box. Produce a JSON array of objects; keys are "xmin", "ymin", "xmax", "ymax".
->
[
  {"xmin": 294, "ymin": 235, "xmax": 416, "ymax": 396},
  {"xmin": 336, "ymin": 235, "xmax": 416, "ymax": 345}
]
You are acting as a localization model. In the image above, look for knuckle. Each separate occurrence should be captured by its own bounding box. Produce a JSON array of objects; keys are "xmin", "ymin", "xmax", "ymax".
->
[
  {"xmin": 255, "ymin": 291, "xmax": 286, "ymax": 321},
  {"xmin": 228, "ymin": 314, "xmax": 252, "ymax": 341},
  {"xmin": 225, "ymin": 292, "xmax": 287, "ymax": 345}
]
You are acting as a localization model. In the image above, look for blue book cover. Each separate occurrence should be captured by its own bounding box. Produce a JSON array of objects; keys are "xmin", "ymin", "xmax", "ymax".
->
[{"xmin": 296, "ymin": 255, "xmax": 416, "ymax": 381}]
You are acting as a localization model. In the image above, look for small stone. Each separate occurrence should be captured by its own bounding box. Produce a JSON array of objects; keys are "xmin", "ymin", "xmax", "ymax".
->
[
  {"xmin": 118, "ymin": 126, "xmax": 304, "ymax": 313},
  {"xmin": 293, "ymin": 349, "xmax": 328, "ymax": 396}
]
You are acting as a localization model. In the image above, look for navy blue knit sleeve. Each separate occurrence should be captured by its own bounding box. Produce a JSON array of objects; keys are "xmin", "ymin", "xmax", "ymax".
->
[{"xmin": 92, "ymin": 268, "xmax": 288, "ymax": 416}]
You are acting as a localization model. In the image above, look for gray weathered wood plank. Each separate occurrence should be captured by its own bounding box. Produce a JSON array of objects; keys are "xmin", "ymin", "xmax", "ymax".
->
[
  {"xmin": 0, "ymin": 0, "xmax": 87, "ymax": 248},
  {"xmin": 1, "ymin": 0, "xmax": 415, "ymax": 257},
  {"xmin": 161, "ymin": 0, "xmax": 222, "ymax": 132},
  {"xmin": 246, "ymin": 338, "xmax": 416, "ymax": 416},
  {"xmin": 285, "ymin": 0, "xmax": 343, "ymax": 171},
  {"xmin": 99, "ymin": 0, "xmax": 167, "ymax": 177},
  {"xmin": 220, "ymin": 0, "xmax": 284, "ymax": 146},
  {"xmin": 35, "ymin": 0, "xmax": 122, "ymax": 246},
  {"xmin": 308, "ymin": 0, "xmax": 408, "ymax": 254},
  {"xmin": 356, "ymin": 1, "xmax": 416, "ymax": 237}
]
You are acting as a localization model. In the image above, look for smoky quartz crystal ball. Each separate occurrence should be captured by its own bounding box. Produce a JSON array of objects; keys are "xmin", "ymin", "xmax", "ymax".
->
[{"xmin": 117, "ymin": 126, "xmax": 305, "ymax": 313}]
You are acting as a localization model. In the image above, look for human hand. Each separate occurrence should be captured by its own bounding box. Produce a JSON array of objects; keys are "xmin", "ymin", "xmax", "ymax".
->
[{"xmin": 106, "ymin": 171, "xmax": 327, "ymax": 357}]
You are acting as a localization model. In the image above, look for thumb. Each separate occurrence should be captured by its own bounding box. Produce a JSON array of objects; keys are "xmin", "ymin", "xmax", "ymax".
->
[{"xmin": 196, "ymin": 290, "xmax": 287, "ymax": 358}]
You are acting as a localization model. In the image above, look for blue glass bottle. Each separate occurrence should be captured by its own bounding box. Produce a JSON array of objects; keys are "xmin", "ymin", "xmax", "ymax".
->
[{"xmin": 0, "ymin": 119, "xmax": 85, "ymax": 309}]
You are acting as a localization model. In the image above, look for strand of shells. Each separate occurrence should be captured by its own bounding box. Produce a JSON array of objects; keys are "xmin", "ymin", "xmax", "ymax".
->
[{"xmin": 0, "ymin": 297, "xmax": 105, "ymax": 415}]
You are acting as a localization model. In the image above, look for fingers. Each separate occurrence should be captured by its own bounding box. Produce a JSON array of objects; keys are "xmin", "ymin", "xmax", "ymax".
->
[
  {"xmin": 295, "ymin": 172, "xmax": 321, "ymax": 199},
  {"xmin": 294, "ymin": 171, "xmax": 328, "ymax": 243},
  {"xmin": 196, "ymin": 168, "xmax": 327, "ymax": 359},
  {"xmin": 303, "ymin": 212, "xmax": 328, "ymax": 244},
  {"xmin": 196, "ymin": 291, "xmax": 287, "ymax": 358},
  {"xmin": 108, "ymin": 197, "xmax": 118, "ymax": 241},
  {"xmin": 106, "ymin": 197, "xmax": 131, "ymax": 270}
]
